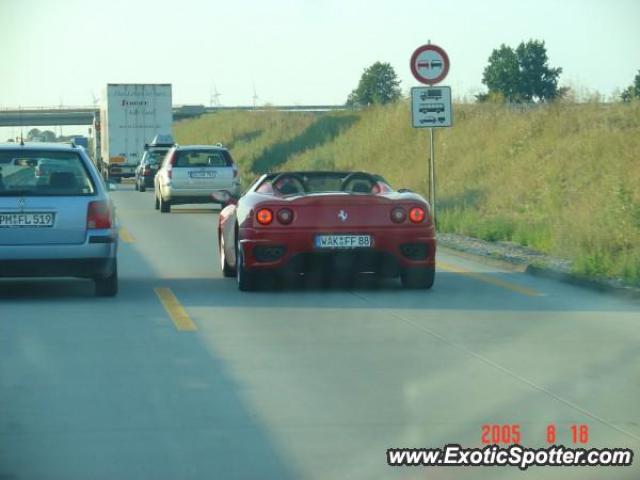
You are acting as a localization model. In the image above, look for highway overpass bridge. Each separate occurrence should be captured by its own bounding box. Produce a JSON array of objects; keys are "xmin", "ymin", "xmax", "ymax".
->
[{"xmin": 0, "ymin": 105, "xmax": 347, "ymax": 127}]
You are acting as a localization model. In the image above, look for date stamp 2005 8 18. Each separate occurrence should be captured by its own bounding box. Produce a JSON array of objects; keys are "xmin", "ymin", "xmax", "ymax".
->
[{"xmin": 481, "ymin": 424, "xmax": 590, "ymax": 445}]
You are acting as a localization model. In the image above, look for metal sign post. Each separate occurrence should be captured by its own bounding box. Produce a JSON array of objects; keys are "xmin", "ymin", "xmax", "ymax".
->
[
  {"xmin": 410, "ymin": 84, "xmax": 452, "ymax": 226},
  {"xmin": 410, "ymin": 44, "xmax": 452, "ymax": 225},
  {"xmin": 429, "ymin": 127, "xmax": 436, "ymax": 218},
  {"xmin": 409, "ymin": 44, "xmax": 452, "ymax": 224}
]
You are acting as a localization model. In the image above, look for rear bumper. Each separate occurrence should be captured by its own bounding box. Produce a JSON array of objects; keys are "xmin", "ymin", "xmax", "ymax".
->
[
  {"xmin": 164, "ymin": 185, "xmax": 241, "ymax": 204},
  {"xmin": 0, "ymin": 257, "xmax": 116, "ymax": 278},
  {"xmin": 285, "ymin": 251, "xmax": 406, "ymax": 277},
  {"xmin": 239, "ymin": 226, "xmax": 436, "ymax": 274},
  {"xmin": 0, "ymin": 238, "xmax": 117, "ymax": 278},
  {"xmin": 108, "ymin": 164, "xmax": 136, "ymax": 178}
]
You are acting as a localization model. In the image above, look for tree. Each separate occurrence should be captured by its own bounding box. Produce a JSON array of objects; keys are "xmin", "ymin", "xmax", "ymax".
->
[
  {"xmin": 346, "ymin": 62, "xmax": 401, "ymax": 107},
  {"xmin": 481, "ymin": 45, "xmax": 521, "ymax": 102},
  {"xmin": 480, "ymin": 40, "xmax": 563, "ymax": 103},
  {"xmin": 621, "ymin": 70, "xmax": 640, "ymax": 102},
  {"xmin": 27, "ymin": 128, "xmax": 42, "ymax": 141},
  {"xmin": 40, "ymin": 130, "xmax": 57, "ymax": 142}
]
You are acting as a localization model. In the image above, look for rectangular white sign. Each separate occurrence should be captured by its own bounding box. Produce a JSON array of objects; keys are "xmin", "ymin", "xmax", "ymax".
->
[{"xmin": 411, "ymin": 86, "xmax": 452, "ymax": 128}]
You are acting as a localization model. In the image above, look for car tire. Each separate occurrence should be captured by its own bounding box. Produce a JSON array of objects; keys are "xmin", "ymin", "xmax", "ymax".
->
[
  {"xmin": 139, "ymin": 183, "xmax": 146, "ymax": 192},
  {"xmin": 236, "ymin": 238, "xmax": 256, "ymax": 291},
  {"xmin": 220, "ymin": 233, "xmax": 236, "ymax": 277},
  {"xmin": 154, "ymin": 192, "xmax": 160, "ymax": 210},
  {"xmin": 401, "ymin": 266, "xmax": 435, "ymax": 289},
  {"xmin": 95, "ymin": 262, "xmax": 118, "ymax": 297},
  {"xmin": 159, "ymin": 194, "xmax": 171, "ymax": 213}
]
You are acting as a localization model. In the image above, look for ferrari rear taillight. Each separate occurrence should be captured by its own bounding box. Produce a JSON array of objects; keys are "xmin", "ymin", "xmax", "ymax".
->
[
  {"xmin": 409, "ymin": 207, "xmax": 426, "ymax": 223},
  {"xmin": 390, "ymin": 207, "xmax": 407, "ymax": 223},
  {"xmin": 87, "ymin": 201, "xmax": 112, "ymax": 229},
  {"xmin": 276, "ymin": 208, "xmax": 293, "ymax": 225},
  {"xmin": 256, "ymin": 208, "xmax": 273, "ymax": 225}
]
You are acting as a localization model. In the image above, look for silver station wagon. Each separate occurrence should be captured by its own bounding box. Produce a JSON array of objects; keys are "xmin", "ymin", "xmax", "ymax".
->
[
  {"xmin": 0, "ymin": 142, "xmax": 118, "ymax": 296},
  {"xmin": 154, "ymin": 145, "xmax": 241, "ymax": 213}
]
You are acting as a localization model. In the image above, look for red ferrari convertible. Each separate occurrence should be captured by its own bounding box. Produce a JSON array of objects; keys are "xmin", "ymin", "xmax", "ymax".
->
[{"xmin": 216, "ymin": 171, "xmax": 436, "ymax": 291}]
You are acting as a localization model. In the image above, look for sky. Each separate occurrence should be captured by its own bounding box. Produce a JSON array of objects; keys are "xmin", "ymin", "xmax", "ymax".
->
[{"xmin": 0, "ymin": 0, "xmax": 639, "ymax": 136}]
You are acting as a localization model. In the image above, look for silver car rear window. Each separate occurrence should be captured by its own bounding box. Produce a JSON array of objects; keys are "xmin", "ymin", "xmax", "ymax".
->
[
  {"xmin": 175, "ymin": 150, "xmax": 232, "ymax": 168},
  {"xmin": 0, "ymin": 150, "xmax": 96, "ymax": 196}
]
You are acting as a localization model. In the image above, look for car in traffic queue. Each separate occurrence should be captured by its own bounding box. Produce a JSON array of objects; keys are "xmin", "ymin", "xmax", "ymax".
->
[
  {"xmin": 134, "ymin": 134, "xmax": 174, "ymax": 192},
  {"xmin": 216, "ymin": 171, "xmax": 436, "ymax": 291},
  {"xmin": 0, "ymin": 142, "xmax": 118, "ymax": 296},
  {"xmin": 154, "ymin": 144, "xmax": 240, "ymax": 213}
]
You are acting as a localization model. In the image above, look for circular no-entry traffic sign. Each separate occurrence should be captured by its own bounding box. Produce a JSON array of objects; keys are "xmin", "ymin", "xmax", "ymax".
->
[{"xmin": 410, "ymin": 44, "xmax": 450, "ymax": 85}]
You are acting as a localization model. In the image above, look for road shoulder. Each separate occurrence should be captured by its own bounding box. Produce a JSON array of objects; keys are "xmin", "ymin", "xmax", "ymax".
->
[{"xmin": 438, "ymin": 233, "xmax": 640, "ymax": 300}]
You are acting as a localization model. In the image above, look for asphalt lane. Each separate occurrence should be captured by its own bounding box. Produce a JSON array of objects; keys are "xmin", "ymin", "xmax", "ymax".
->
[{"xmin": 1, "ymin": 184, "xmax": 639, "ymax": 480}]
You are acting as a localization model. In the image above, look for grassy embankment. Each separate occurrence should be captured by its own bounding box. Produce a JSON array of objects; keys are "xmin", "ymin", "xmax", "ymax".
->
[{"xmin": 173, "ymin": 102, "xmax": 640, "ymax": 285}]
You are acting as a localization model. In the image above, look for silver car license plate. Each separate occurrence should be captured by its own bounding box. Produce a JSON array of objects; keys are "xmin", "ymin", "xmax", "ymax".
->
[
  {"xmin": 315, "ymin": 234, "xmax": 371, "ymax": 249},
  {"xmin": 190, "ymin": 171, "xmax": 216, "ymax": 178},
  {"xmin": 0, "ymin": 212, "xmax": 55, "ymax": 228}
]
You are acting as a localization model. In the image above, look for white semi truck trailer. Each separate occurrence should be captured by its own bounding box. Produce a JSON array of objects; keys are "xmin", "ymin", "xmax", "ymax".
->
[{"xmin": 95, "ymin": 84, "xmax": 172, "ymax": 182}]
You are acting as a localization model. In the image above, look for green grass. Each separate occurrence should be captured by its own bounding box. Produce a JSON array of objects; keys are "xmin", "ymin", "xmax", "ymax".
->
[{"xmin": 173, "ymin": 101, "xmax": 640, "ymax": 285}]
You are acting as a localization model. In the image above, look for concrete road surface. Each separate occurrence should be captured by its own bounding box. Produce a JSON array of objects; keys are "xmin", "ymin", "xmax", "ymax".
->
[{"xmin": 1, "ymin": 184, "xmax": 638, "ymax": 480}]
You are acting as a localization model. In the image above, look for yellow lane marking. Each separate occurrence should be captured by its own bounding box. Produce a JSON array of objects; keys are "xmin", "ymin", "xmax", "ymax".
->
[
  {"xmin": 154, "ymin": 288, "xmax": 198, "ymax": 331},
  {"xmin": 119, "ymin": 227, "xmax": 136, "ymax": 243},
  {"xmin": 438, "ymin": 260, "xmax": 544, "ymax": 297}
]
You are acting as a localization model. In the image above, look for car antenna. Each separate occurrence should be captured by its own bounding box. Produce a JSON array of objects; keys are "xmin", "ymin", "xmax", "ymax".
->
[{"xmin": 19, "ymin": 105, "xmax": 25, "ymax": 145}]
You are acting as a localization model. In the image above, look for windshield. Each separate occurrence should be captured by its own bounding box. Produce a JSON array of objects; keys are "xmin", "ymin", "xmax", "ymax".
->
[
  {"xmin": 174, "ymin": 150, "xmax": 232, "ymax": 168},
  {"xmin": 0, "ymin": 150, "xmax": 95, "ymax": 196}
]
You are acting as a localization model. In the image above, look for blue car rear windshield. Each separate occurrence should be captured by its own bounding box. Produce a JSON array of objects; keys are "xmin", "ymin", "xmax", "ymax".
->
[{"xmin": 0, "ymin": 150, "xmax": 96, "ymax": 196}]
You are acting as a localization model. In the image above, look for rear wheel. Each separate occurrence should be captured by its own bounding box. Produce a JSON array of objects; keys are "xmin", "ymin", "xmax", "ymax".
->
[
  {"xmin": 154, "ymin": 192, "xmax": 160, "ymax": 210},
  {"xmin": 236, "ymin": 239, "xmax": 256, "ymax": 291},
  {"xmin": 95, "ymin": 262, "xmax": 118, "ymax": 297},
  {"xmin": 401, "ymin": 266, "xmax": 435, "ymax": 289},
  {"xmin": 159, "ymin": 194, "xmax": 171, "ymax": 213},
  {"xmin": 220, "ymin": 233, "xmax": 236, "ymax": 277}
]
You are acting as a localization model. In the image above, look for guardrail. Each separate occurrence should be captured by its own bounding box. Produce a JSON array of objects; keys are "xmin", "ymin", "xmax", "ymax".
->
[
  {"xmin": 0, "ymin": 104, "xmax": 350, "ymax": 127},
  {"xmin": 0, "ymin": 104, "xmax": 347, "ymax": 112}
]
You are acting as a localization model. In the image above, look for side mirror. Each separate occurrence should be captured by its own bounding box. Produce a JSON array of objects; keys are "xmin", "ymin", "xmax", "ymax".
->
[{"xmin": 211, "ymin": 190, "xmax": 238, "ymax": 205}]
